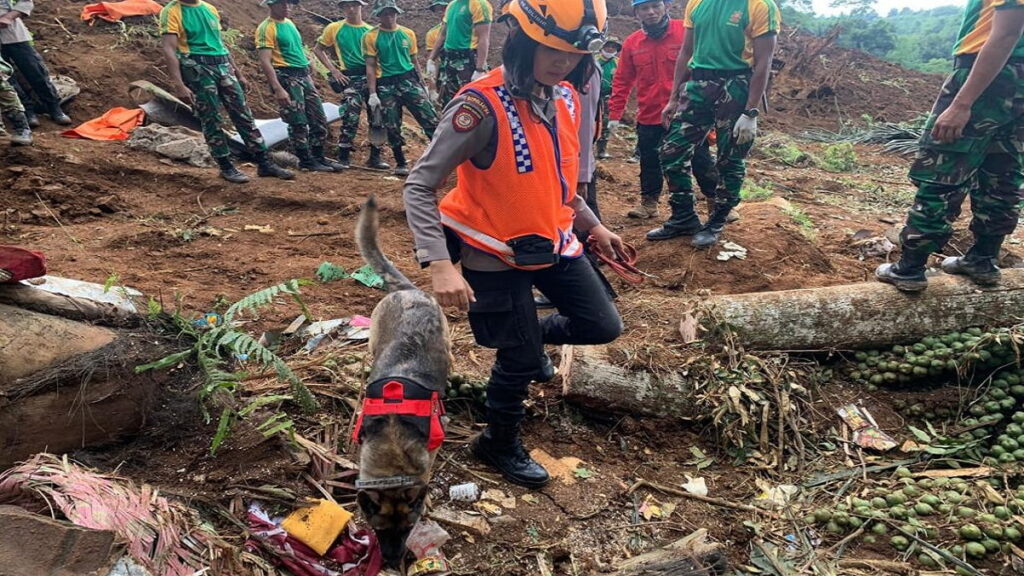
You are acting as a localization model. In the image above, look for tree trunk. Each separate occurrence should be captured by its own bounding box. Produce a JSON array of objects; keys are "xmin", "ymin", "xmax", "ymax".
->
[
  {"xmin": 559, "ymin": 345, "xmax": 695, "ymax": 418},
  {"xmin": 0, "ymin": 304, "xmax": 177, "ymax": 467},
  {"xmin": 610, "ymin": 529, "xmax": 727, "ymax": 575},
  {"xmin": 699, "ymin": 269, "xmax": 1024, "ymax": 351}
]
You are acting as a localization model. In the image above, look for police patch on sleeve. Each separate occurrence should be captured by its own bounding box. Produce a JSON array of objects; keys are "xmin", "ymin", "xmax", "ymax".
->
[{"xmin": 452, "ymin": 93, "xmax": 490, "ymax": 133}]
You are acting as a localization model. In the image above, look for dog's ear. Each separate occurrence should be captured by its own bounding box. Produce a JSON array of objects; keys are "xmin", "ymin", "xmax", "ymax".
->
[{"xmin": 357, "ymin": 490, "xmax": 382, "ymax": 517}]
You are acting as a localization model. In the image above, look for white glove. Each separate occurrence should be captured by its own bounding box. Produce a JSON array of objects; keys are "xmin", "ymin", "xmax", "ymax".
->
[
  {"xmin": 607, "ymin": 120, "xmax": 622, "ymax": 134},
  {"xmin": 425, "ymin": 59, "xmax": 437, "ymax": 79},
  {"xmin": 471, "ymin": 69, "xmax": 486, "ymax": 81},
  {"xmin": 733, "ymin": 113, "xmax": 757, "ymax": 146},
  {"xmin": 368, "ymin": 92, "xmax": 381, "ymax": 109}
]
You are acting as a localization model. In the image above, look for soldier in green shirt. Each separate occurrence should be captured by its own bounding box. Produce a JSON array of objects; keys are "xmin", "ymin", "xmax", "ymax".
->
[
  {"xmin": 159, "ymin": 0, "xmax": 293, "ymax": 183},
  {"xmin": 256, "ymin": 0, "xmax": 343, "ymax": 172},
  {"xmin": 364, "ymin": 0, "xmax": 439, "ymax": 176},
  {"xmin": 426, "ymin": 0, "xmax": 493, "ymax": 104},
  {"xmin": 648, "ymin": 0, "xmax": 780, "ymax": 248},
  {"xmin": 313, "ymin": 0, "xmax": 389, "ymax": 170},
  {"xmin": 595, "ymin": 36, "xmax": 620, "ymax": 159}
]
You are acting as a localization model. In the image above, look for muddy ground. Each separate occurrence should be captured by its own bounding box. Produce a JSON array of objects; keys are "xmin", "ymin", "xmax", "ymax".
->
[{"xmin": 3, "ymin": 1, "xmax": 1024, "ymax": 575}]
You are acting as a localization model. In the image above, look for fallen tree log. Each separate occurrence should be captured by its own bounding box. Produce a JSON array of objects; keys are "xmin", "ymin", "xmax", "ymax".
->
[
  {"xmin": 559, "ymin": 345, "xmax": 695, "ymax": 418},
  {"xmin": 610, "ymin": 529, "xmax": 727, "ymax": 575},
  {"xmin": 0, "ymin": 304, "xmax": 179, "ymax": 467},
  {"xmin": 699, "ymin": 269, "xmax": 1024, "ymax": 351}
]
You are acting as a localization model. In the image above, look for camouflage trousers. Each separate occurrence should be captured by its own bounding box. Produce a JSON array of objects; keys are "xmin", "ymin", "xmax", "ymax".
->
[
  {"xmin": 901, "ymin": 62, "xmax": 1024, "ymax": 255},
  {"xmin": 378, "ymin": 71, "xmax": 438, "ymax": 148},
  {"xmin": 660, "ymin": 73, "xmax": 753, "ymax": 213},
  {"xmin": 337, "ymin": 74, "xmax": 369, "ymax": 151},
  {"xmin": 276, "ymin": 69, "xmax": 328, "ymax": 156},
  {"xmin": 0, "ymin": 58, "xmax": 23, "ymax": 115},
  {"xmin": 179, "ymin": 56, "xmax": 266, "ymax": 160},
  {"xmin": 596, "ymin": 92, "xmax": 610, "ymax": 149},
  {"xmin": 438, "ymin": 49, "xmax": 475, "ymax": 105}
]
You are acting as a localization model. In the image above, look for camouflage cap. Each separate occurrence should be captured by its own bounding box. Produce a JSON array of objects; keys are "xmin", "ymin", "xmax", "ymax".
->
[{"xmin": 372, "ymin": 0, "xmax": 402, "ymax": 15}]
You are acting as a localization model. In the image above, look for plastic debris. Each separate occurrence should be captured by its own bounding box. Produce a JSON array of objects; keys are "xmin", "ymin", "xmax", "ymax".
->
[
  {"xmin": 192, "ymin": 312, "xmax": 221, "ymax": 329},
  {"xmin": 680, "ymin": 475, "xmax": 708, "ymax": 497},
  {"xmin": 837, "ymin": 404, "xmax": 898, "ymax": 451},
  {"xmin": 753, "ymin": 480, "xmax": 799, "ymax": 509},
  {"xmin": 281, "ymin": 499, "xmax": 354, "ymax": 556},
  {"xmin": 352, "ymin": 264, "xmax": 385, "ymax": 289},
  {"xmin": 316, "ymin": 261, "xmax": 349, "ymax": 283},
  {"xmin": 716, "ymin": 241, "xmax": 749, "ymax": 261},
  {"xmin": 449, "ymin": 482, "xmax": 480, "ymax": 502}
]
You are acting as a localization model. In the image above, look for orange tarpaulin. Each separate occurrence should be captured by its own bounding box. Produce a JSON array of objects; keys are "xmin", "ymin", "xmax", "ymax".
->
[
  {"xmin": 81, "ymin": 0, "xmax": 162, "ymax": 23},
  {"xmin": 62, "ymin": 107, "xmax": 145, "ymax": 141}
]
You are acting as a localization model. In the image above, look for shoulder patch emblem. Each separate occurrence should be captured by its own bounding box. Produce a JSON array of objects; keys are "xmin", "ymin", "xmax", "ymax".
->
[{"xmin": 452, "ymin": 93, "xmax": 490, "ymax": 133}]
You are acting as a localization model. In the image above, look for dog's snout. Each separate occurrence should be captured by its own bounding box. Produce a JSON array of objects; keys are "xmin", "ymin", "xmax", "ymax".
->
[{"xmin": 379, "ymin": 535, "xmax": 407, "ymax": 568}]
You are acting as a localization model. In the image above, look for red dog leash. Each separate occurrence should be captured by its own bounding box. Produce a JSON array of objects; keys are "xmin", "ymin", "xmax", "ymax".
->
[{"xmin": 587, "ymin": 238, "xmax": 646, "ymax": 285}]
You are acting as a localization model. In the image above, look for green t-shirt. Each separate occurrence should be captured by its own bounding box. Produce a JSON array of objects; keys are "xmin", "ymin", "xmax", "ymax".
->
[
  {"xmin": 364, "ymin": 26, "xmax": 418, "ymax": 77},
  {"xmin": 159, "ymin": 0, "xmax": 228, "ymax": 56},
  {"xmin": 684, "ymin": 0, "xmax": 780, "ymax": 71},
  {"xmin": 256, "ymin": 18, "xmax": 310, "ymax": 68},
  {"xmin": 318, "ymin": 20, "xmax": 373, "ymax": 70},
  {"xmin": 598, "ymin": 55, "xmax": 617, "ymax": 94},
  {"xmin": 954, "ymin": 0, "xmax": 1024, "ymax": 58},
  {"xmin": 443, "ymin": 0, "xmax": 491, "ymax": 51}
]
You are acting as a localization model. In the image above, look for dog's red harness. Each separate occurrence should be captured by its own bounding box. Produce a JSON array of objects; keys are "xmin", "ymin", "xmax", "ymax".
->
[{"xmin": 352, "ymin": 378, "xmax": 446, "ymax": 452}]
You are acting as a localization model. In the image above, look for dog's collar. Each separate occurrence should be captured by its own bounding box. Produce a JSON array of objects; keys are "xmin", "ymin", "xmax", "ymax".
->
[
  {"xmin": 355, "ymin": 476, "xmax": 421, "ymax": 490},
  {"xmin": 352, "ymin": 377, "xmax": 446, "ymax": 452}
]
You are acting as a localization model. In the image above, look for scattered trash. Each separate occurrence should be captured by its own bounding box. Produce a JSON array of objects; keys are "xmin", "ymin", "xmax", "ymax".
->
[
  {"xmin": 244, "ymin": 224, "xmax": 275, "ymax": 235},
  {"xmin": 472, "ymin": 501, "xmax": 503, "ymax": 516},
  {"xmin": 246, "ymin": 503, "xmax": 382, "ymax": 576},
  {"xmin": 296, "ymin": 317, "xmax": 371, "ymax": 353},
  {"xmin": 449, "ymin": 482, "xmax": 480, "ymax": 502},
  {"xmin": 352, "ymin": 264, "xmax": 385, "ymax": 290},
  {"xmin": 281, "ymin": 499, "xmax": 354, "ymax": 556},
  {"xmin": 429, "ymin": 508, "xmax": 491, "ymax": 536},
  {"xmin": 480, "ymin": 489, "xmax": 515, "ymax": 509},
  {"xmin": 405, "ymin": 520, "xmax": 449, "ymax": 559},
  {"xmin": 638, "ymin": 494, "xmax": 676, "ymax": 520},
  {"xmin": 316, "ymin": 261, "xmax": 349, "ymax": 283},
  {"xmin": 350, "ymin": 315, "xmax": 372, "ymax": 328},
  {"xmin": 21, "ymin": 275, "xmax": 142, "ymax": 313},
  {"xmin": 680, "ymin": 475, "xmax": 708, "ymax": 497},
  {"xmin": 849, "ymin": 230, "xmax": 896, "ymax": 260},
  {"xmin": 716, "ymin": 241, "xmax": 748, "ymax": 261},
  {"xmin": 753, "ymin": 480, "xmax": 799, "ymax": 509},
  {"xmin": 192, "ymin": 312, "xmax": 221, "ymax": 329},
  {"xmin": 837, "ymin": 404, "xmax": 898, "ymax": 451}
]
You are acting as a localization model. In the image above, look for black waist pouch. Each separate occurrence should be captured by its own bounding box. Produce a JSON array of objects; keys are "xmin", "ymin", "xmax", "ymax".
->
[{"xmin": 507, "ymin": 235, "xmax": 558, "ymax": 267}]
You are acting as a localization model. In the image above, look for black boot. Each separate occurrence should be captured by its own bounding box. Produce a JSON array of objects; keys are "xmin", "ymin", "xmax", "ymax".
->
[
  {"xmin": 875, "ymin": 248, "xmax": 930, "ymax": 292},
  {"xmin": 5, "ymin": 111, "xmax": 33, "ymax": 146},
  {"xmin": 48, "ymin": 106, "xmax": 72, "ymax": 126},
  {"xmin": 367, "ymin": 146, "xmax": 390, "ymax": 170},
  {"xmin": 392, "ymin": 146, "xmax": 409, "ymax": 176},
  {"xmin": 596, "ymin": 140, "xmax": 610, "ymax": 159},
  {"xmin": 217, "ymin": 157, "xmax": 250, "ymax": 184},
  {"xmin": 692, "ymin": 205, "xmax": 733, "ymax": 249},
  {"xmin": 314, "ymin": 146, "xmax": 346, "ymax": 171},
  {"xmin": 256, "ymin": 154, "xmax": 295, "ymax": 180},
  {"xmin": 941, "ymin": 235, "xmax": 1004, "ymax": 286},
  {"xmin": 336, "ymin": 147, "xmax": 352, "ymax": 169},
  {"xmin": 646, "ymin": 197, "xmax": 702, "ymax": 241},
  {"xmin": 298, "ymin": 151, "xmax": 336, "ymax": 172},
  {"xmin": 470, "ymin": 421, "xmax": 549, "ymax": 489},
  {"xmin": 25, "ymin": 109, "xmax": 40, "ymax": 128}
]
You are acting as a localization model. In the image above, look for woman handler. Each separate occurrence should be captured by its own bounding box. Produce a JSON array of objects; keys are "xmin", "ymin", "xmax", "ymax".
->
[{"xmin": 403, "ymin": 0, "xmax": 623, "ymax": 489}]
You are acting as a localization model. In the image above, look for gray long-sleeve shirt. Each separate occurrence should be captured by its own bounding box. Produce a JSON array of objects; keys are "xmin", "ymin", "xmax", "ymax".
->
[
  {"xmin": 576, "ymin": 66, "xmax": 601, "ymax": 185},
  {"xmin": 403, "ymin": 72, "xmax": 601, "ymax": 272},
  {"xmin": 0, "ymin": 0, "xmax": 34, "ymax": 45}
]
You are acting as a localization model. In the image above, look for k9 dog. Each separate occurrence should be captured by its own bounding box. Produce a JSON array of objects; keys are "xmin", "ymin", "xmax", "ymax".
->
[{"xmin": 351, "ymin": 197, "xmax": 451, "ymax": 568}]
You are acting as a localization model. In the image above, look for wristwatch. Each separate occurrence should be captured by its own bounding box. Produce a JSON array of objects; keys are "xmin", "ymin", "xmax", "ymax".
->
[{"xmin": 744, "ymin": 108, "xmax": 760, "ymax": 118}]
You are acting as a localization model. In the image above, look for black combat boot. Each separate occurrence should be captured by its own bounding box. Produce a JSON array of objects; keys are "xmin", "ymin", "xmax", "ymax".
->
[
  {"xmin": 646, "ymin": 196, "xmax": 702, "ymax": 241},
  {"xmin": 25, "ymin": 109, "xmax": 40, "ymax": 128},
  {"xmin": 367, "ymin": 146, "xmax": 390, "ymax": 170},
  {"xmin": 336, "ymin": 147, "xmax": 352, "ymax": 169},
  {"xmin": 470, "ymin": 420, "xmax": 549, "ymax": 489},
  {"xmin": 256, "ymin": 154, "xmax": 295, "ymax": 180},
  {"xmin": 876, "ymin": 248, "xmax": 930, "ymax": 292},
  {"xmin": 298, "ymin": 151, "xmax": 335, "ymax": 172},
  {"xmin": 313, "ymin": 146, "xmax": 345, "ymax": 171},
  {"xmin": 217, "ymin": 157, "xmax": 249, "ymax": 184},
  {"xmin": 392, "ymin": 146, "xmax": 409, "ymax": 176},
  {"xmin": 4, "ymin": 111, "xmax": 33, "ymax": 146},
  {"xmin": 692, "ymin": 204, "xmax": 734, "ymax": 249},
  {"xmin": 941, "ymin": 235, "xmax": 1004, "ymax": 286},
  {"xmin": 48, "ymin": 105, "xmax": 72, "ymax": 126},
  {"xmin": 596, "ymin": 140, "xmax": 610, "ymax": 159}
]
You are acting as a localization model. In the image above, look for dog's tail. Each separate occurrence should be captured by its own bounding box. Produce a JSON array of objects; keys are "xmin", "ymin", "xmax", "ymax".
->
[{"xmin": 356, "ymin": 196, "xmax": 417, "ymax": 293}]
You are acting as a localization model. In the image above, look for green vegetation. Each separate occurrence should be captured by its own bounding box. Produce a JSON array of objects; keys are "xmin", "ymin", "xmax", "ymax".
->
[
  {"xmin": 782, "ymin": 205, "xmax": 816, "ymax": 240},
  {"xmin": 740, "ymin": 181, "xmax": 775, "ymax": 202},
  {"xmin": 817, "ymin": 143, "xmax": 858, "ymax": 172}
]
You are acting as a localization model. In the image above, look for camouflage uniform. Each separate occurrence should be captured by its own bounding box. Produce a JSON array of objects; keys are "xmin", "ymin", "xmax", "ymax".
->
[
  {"xmin": 378, "ymin": 71, "xmax": 438, "ymax": 147},
  {"xmin": 0, "ymin": 57, "xmax": 24, "ymax": 114},
  {"xmin": 900, "ymin": 62, "xmax": 1024, "ymax": 256},
  {"xmin": 276, "ymin": 69, "xmax": 329, "ymax": 157},
  {"xmin": 660, "ymin": 73, "xmax": 753, "ymax": 215},
  {"xmin": 438, "ymin": 49, "xmax": 474, "ymax": 104},
  {"xmin": 179, "ymin": 56, "xmax": 267, "ymax": 159},
  {"xmin": 337, "ymin": 73, "xmax": 369, "ymax": 151}
]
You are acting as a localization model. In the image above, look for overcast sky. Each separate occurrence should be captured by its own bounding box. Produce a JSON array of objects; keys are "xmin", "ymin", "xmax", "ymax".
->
[{"xmin": 811, "ymin": 0, "xmax": 966, "ymax": 16}]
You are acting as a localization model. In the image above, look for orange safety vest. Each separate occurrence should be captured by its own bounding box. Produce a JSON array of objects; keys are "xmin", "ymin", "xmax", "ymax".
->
[{"xmin": 439, "ymin": 68, "xmax": 585, "ymax": 270}]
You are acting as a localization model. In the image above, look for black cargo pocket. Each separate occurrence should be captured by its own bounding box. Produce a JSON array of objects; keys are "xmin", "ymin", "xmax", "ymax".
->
[{"xmin": 467, "ymin": 291, "xmax": 525, "ymax": 349}]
